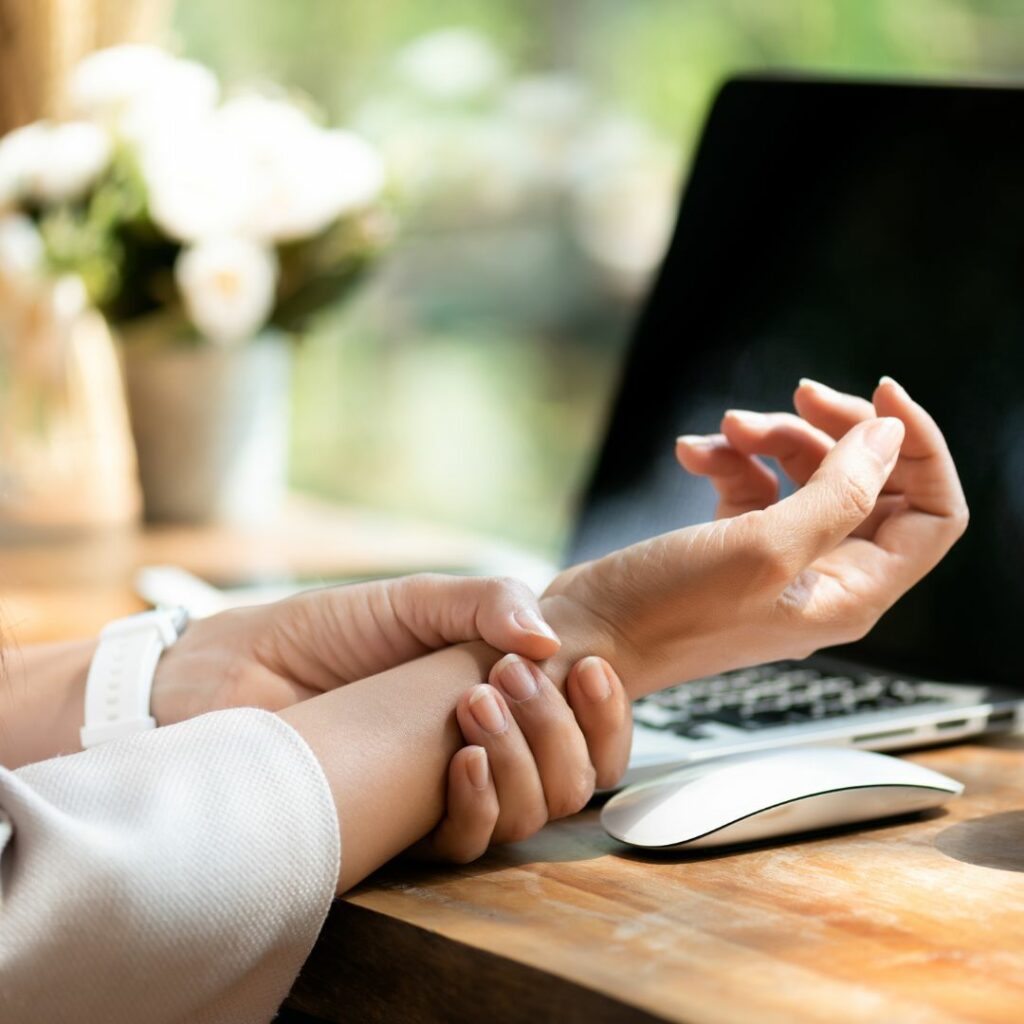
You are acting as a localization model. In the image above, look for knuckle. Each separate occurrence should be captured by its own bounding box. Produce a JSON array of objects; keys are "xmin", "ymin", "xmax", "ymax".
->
[
  {"xmin": 399, "ymin": 572, "xmax": 443, "ymax": 598},
  {"xmin": 502, "ymin": 807, "xmax": 549, "ymax": 844},
  {"xmin": 759, "ymin": 547, "xmax": 794, "ymax": 584},
  {"xmin": 445, "ymin": 840, "xmax": 486, "ymax": 865},
  {"xmin": 730, "ymin": 513, "xmax": 797, "ymax": 585},
  {"xmin": 949, "ymin": 503, "xmax": 970, "ymax": 537},
  {"xmin": 548, "ymin": 765, "xmax": 597, "ymax": 819},
  {"xmin": 837, "ymin": 605, "xmax": 880, "ymax": 645},
  {"xmin": 594, "ymin": 763, "xmax": 626, "ymax": 791},
  {"xmin": 850, "ymin": 609, "xmax": 881, "ymax": 642},
  {"xmin": 834, "ymin": 474, "xmax": 876, "ymax": 523},
  {"xmin": 487, "ymin": 575, "xmax": 529, "ymax": 603}
]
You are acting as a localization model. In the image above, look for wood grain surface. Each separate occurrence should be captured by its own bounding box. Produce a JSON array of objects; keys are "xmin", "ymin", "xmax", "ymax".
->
[
  {"xmin": 289, "ymin": 738, "xmax": 1024, "ymax": 1024},
  {"xmin": 5, "ymin": 511, "xmax": 1021, "ymax": 1023}
]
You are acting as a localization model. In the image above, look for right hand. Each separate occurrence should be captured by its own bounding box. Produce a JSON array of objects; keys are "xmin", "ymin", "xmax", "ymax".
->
[
  {"xmin": 541, "ymin": 377, "xmax": 968, "ymax": 698},
  {"xmin": 414, "ymin": 654, "xmax": 632, "ymax": 864}
]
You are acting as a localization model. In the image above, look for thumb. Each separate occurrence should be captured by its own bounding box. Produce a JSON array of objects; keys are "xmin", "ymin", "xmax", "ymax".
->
[
  {"xmin": 390, "ymin": 574, "xmax": 561, "ymax": 661},
  {"xmin": 756, "ymin": 416, "xmax": 904, "ymax": 575}
]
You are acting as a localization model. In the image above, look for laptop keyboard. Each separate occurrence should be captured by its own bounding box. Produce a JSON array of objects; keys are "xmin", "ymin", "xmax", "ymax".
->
[{"xmin": 633, "ymin": 661, "xmax": 943, "ymax": 739}]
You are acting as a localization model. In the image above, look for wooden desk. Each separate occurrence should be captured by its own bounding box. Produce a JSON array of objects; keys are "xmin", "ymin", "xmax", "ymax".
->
[
  {"xmin": 4, "ymin": 508, "xmax": 1022, "ymax": 1023},
  {"xmin": 287, "ymin": 741, "xmax": 1024, "ymax": 1024},
  {"xmin": 0, "ymin": 497, "xmax": 530, "ymax": 644}
]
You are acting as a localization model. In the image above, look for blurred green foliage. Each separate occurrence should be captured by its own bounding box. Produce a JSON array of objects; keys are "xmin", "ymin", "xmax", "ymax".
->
[{"xmin": 174, "ymin": 0, "xmax": 1024, "ymax": 556}]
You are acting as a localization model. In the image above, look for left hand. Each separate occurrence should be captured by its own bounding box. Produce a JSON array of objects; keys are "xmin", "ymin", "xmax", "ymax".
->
[
  {"xmin": 152, "ymin": 573, "xmax": 562, "ymax": 725},
  {"xmin": 541, "ymin": 377, "xmax": 968, "ymax": 696}
]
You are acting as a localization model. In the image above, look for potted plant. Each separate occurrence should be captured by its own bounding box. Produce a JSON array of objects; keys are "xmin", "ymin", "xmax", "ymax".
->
[{"xmin": 0, "ymin": 44, "xmax": 390, "ymax": 523}]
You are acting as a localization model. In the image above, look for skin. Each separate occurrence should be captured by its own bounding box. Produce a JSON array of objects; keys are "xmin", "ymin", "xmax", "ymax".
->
[
  {"xmin": 0, "ymin": 572, "xmax": 633, "ymax": 867},
  {"xmin": 415, "ymin": 654, "xmax": 631, "ymax": 863},
  {"xmin": 1, "ymin": 377, "xmax": 969, "ymax": 892},
  {"xmin": 0, "ymin": 573, "xmax": 566, "ymax": 768},
  {"xmin": 280, "ymin": 377, "xmax": 969, "ymax": 891}
]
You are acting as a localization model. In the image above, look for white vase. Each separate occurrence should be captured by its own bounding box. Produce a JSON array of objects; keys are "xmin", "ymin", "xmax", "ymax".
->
[{"xmin": 122, "ymin": 331, "xmax": 291, "ymax": 524}]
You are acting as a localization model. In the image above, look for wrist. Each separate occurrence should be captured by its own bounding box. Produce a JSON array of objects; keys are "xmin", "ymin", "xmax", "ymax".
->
[
  {"xmin": 80, "ymin": 607, "xmax": 188, "ymax": 748},
  {"xmin": 0, "ymin": 640, "xmax": 96, "ymax": 768},
  {"xmin": 537, "ymin": 593, "xmax": 637, "ymax": 695}
]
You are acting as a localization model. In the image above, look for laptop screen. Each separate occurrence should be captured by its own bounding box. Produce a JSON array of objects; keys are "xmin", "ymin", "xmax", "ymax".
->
[{"xmin": 567, "ymin": 75, "xmax": 1024, "ymax": 689}]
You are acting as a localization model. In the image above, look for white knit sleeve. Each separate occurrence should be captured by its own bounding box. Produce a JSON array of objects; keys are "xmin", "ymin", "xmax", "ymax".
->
[{"xmin": 0, "ymin": 708, "xmax": 340, "ymax": 1024}]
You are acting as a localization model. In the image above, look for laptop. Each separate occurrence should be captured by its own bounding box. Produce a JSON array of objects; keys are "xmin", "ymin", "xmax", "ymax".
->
[
  {"xmin": 140, "ymin": 74, "xmax": 1024, "ymax": 788},
  {"xmin": 566, "ymin": 73, "xmax": 1024, "ymax": 785}
]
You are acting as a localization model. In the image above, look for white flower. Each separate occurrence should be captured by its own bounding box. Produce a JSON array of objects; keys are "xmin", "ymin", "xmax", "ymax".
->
[
  {"xmin": 175, "ymin": 237, "xmax": 278, "ymax": 344},
  {"xmin": 206, "ymin": 95, "xmax": 385, "ymax": 242},
  {"xmin": 0, "ymin": 213, "xmax": 44, "ymax": 284},
  {"xmin": 0, "ymin": 123, "xmax": 48, "ymax": 205},
  {"xmin": 394, "ymin": 28, "xmax": 505, "ymax": 102},
  {"xmin": 34, "ymin": 121, "xmax": 112, "ymax": 202},
  {"xmin": 291, "ymin": 129, "xmax": 384, "ymax": 231},
  {"xmin": 142, "ymin": 122, "xmax": 258, "ymax": 242},
  {"xmin": 243, "ymin": 126, "xmax": 385, "ymax": 242},
  {"xmin": 141, "ymin": 93, "xmax": 384, "ymax": 243},
  {"xmin": 49, "ymin": 273, "xmax": 88, "ymax": 327},
  {"xmin": 69, "ymin": 45, "xmax": 218, "ymax": 131},
  {"xmin": 0, "ymin": 120, "xmax": 111, "ymax": 205}
]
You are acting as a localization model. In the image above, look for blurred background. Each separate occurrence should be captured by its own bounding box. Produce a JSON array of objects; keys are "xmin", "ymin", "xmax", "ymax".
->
[
  {"xmin": 6, "ymin": 0, "xmax": 1024, "ymax": 559},
  {"xmin": 176, "ymin": 0, "xmax": 1024, "ymax": 556}
]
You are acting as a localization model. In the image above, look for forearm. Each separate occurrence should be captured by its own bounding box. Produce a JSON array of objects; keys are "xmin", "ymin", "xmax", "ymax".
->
[
  {"xmin": 0, "ymin": 641, "xmax": 94, "ymax": 769},
  {"xmin": 280, "ymin": 640, "xmax": 496, "ymax": 891},
  {"xmin": 278, "ymin": 602, "xmax": 613, "ymax": 892}
]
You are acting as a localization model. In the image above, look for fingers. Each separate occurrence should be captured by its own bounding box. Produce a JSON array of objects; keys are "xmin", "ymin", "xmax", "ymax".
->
[
  {"xmin": 676, "ymin": 434, "xmax": 778, "ymax": 518},
  {"xmin": 419, "ymin": 746, "xmax": 499, "ymax": 864},
  {"xmin": 564, "ymin": 657, "xmax": 633, "ymax": 789},
  {"xmin": 792, "ymin": 375, "xmax": 968, "ymax": 554},
  {"xmin": 455, "ymin": 684, "xmax": 550, "ymax": 843},
  {"xmin": 390, "ymin": 574, "xmax": 561, "ymax": 661},
  {"xmin": 794, "ymin": 378, "xmax": 876, "ymax": 438},
  {"xmin": 753, "ymin": 416, "xmax": 904, "ymax": 576},
  {"xmin": 865, "ymin": 377, "xmax": 969, "ymax": 579},
  {"xmin": 871, "ymin": 377, "xmax": 967, "ymax": 518},
  {"xmin": 720, "ymin": 410, "xmax": 834, "ymax": 487},
  {"xmin": 488, "ymin": 656, "xmax": 597, "ymax": 822},
  {"xmin": 446, "ymin": 655, "xmax": 633, "ymax": 853}
]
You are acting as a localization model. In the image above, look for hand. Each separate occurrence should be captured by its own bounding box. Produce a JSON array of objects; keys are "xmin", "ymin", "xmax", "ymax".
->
[
  {"xmin": 413, "ymin": 654, "xmax": 632, "ymax": 864},
  {"xmin": 152, "ymin": 574, "xmax": 561, "ymax": 725},
  {"xmin": 541, "ymin": 377, "xmax": 968, "ymax": 697}
]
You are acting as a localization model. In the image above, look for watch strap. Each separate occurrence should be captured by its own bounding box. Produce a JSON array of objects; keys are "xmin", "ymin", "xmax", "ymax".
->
[{"xmin": 80, "ymin": 608, "xmax": 187, "ymax": 749}]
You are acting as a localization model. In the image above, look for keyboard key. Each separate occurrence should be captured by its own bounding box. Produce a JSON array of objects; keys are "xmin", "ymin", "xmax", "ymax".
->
[{"xmin": 631, "ymin": 661, "xmax": 945, "ymax": 736}]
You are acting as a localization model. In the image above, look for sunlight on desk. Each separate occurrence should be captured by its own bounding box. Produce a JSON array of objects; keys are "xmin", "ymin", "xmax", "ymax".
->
[{"xmin": 289, "ymin": 738, "xmax": 1024, "ymax": 1024}]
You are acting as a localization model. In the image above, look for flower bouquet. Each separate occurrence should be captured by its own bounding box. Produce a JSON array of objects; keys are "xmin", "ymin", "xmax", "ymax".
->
[{"xmin": 0, "ymin": 44, "xmax": 389, "ymax": 523}]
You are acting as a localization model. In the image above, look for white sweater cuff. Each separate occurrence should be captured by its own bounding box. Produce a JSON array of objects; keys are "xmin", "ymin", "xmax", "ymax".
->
[{"xmin": 0, "ymin": 707, "xmax": 340, "ymax": 1024}]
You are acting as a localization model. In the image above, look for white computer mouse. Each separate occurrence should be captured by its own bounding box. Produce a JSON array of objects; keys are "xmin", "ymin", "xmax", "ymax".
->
[{"xmin": 600, "ymin": 746, "xmax": 962, "ymax": 850}]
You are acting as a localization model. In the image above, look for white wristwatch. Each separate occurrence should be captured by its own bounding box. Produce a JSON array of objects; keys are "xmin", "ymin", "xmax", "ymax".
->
[{"xmin": 80, "ymin": 607, "xmax": 189, "ymax": 749}]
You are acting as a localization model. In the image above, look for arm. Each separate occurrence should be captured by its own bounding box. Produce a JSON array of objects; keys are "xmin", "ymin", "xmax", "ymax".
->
[
  {"xmin": 0, "ymin": 574, "xmax": 559, "ymax": 770},
  {"xmin": 0, "ymin": 709, "xmax": 338, "ymax": 1024},
  {"xmin": 280, "ymin": 641, "xmax": 566, "ymax": 889},
  {"xmin": 0, "ymin": 640, "xmax": 94, "ymax": 768},
  {"xmin": 283, "ymin": 377, "xmax": 969, "ymax": 892}
]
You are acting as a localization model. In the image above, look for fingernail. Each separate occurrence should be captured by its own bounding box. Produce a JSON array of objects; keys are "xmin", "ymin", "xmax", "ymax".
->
[
  {"xmin": 495, "ymin": 654, "xmax": 538, "ymax": 702},
  {"xmin": 724, "ymin": 409, "xmax": 769, "ymax": 427},
  {"xmin": 577, "ymin": 656, "xmax": 612, "ymax": 702},
  {"xmin": 466, "ymin": 746, "xmax": 489, "ymax": 790},
  {"xmin": 676, "ymin": 434, "xmax": 713, "ymax": 449},
  {"xmin": 798, "ymin": 377, "xmax": 839, "ymax": 397},
  {"xmin": 863, "ymin": 417, "xmax": 904, "ymax": 459},
  {"xmin": 469, "ymin": 685, "xmax": 508, "ymax": 734},
  {"xmin": 513, "ymin": 608, "xmax": 559, "ymax": 644},
  {"xmin": 878, "ymin": 375, "xmax": 908, "ymax": 396}
]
